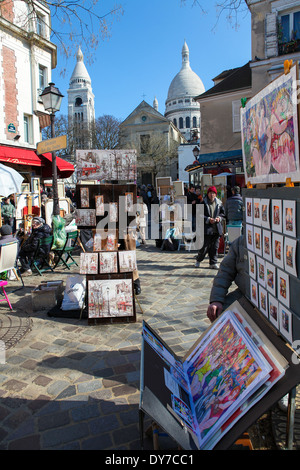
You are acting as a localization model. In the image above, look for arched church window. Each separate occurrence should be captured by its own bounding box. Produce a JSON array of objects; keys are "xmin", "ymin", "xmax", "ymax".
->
[
  {"xmin": 193, "ymin": 117, "xmax": 197, "ymax": 127},
  {"xmin": 173, "ymin": 118, "xmax": 177, "ymax": 127},
  {"xmin": 179, "ymin": 117, "xmax": 183, "ymax": 129},
  {"xmin": 75, "ymin": 97, "xmax": 83, "ymax": 107},
  {"xmin": 186, "ymin": 117, "xmax": 190, "ymax": 128}
]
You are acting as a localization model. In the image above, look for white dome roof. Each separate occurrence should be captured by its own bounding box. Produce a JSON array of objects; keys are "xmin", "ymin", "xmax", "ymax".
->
[
  {"xmin": 166, "ymin": 41, "xmax": 205, "ymax": 102},
  {"xmin": 69, "ymin": 47, "xmax": 91, "ymax": 87}
]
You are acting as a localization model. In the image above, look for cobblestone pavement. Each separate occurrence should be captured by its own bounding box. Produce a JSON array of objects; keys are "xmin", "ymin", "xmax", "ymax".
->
[{"xmin": 0, "ymin": 241, "xmax": 298, "ymax": 450}]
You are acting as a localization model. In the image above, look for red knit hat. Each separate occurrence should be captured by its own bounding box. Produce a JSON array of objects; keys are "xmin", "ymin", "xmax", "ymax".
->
[{"xmin": 207, "ymin": 186, "xmax": 217, "ymax": 195}]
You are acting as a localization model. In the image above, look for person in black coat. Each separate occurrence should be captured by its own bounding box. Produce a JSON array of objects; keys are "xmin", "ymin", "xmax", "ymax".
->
[
  {"xmin": 195, "ymin": 186, "xmax": 225, "ymax": 269},
  {"xmin": 18, "ymin": 217, "xmax": 52, "ymax": 275}
]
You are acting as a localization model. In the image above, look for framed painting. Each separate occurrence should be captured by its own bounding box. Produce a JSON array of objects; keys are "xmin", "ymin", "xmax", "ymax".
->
[
  {"xmin": 80, "ymin": 252, "xmax": 98, "ymax": 274},
  {"xmin": 253, "ymin": 226, "xmax": 262, "ymax": 256},
  {"xmin": 283, "ymin": 200, "xmax": 296, "ymax": 238},
  {"xmin": 125, "ymin": 192, "xmax": 134, "ymax": 213},
  {"xmin": 265, "ymin": 261, "xmax": 276, "ymax": 296},
  {"xmin": 109, "ymin": 202, "xmax": 118, "ymax": 222},
  {"xmin": 259, "ymin": 285, "xmax": 268, "ymax": 317},
  {"xmin": 75, "ymin": 209, "xmax": 96, "ymax": 227},
  {"xmin": 246, "ymin": 224, "xmax": 254, "ymax": 251},
  {"xmin": 279, "ymin": 303, "xmax": 293, "ymax": 344},
  {"xmin": 268, "ymin": 294, "xmax": 279, "ymax": 329},
  {"xmin": 253, "ymin": 198, "xmax": 261, "ymax": 226},
  {"xmin": 260, "ymin": 198, "xmax": 270, "ymax": 229},
  {"xmin": 277, "ymin": 269, "xmax": 290, "ymax": 308},
  {"xmin": 272, "ymin": 232, "xmax": 284, "ymax": 269},
  {"xmin": 245, "ymin": 198, "xmax": 253, "ymax": 224},
  {"xmin": 118, "ymin": 250, "xmax": 137, "ymax": 272},
  {"xmin": 284, "ymin": 236, "xmax": 297, "ymax": 277},
  {"xmin": 241, "ymin": 64, "xmax": 300, "ymax": 185},
  {"xmin": 80, "ymin": 187, "xmax": 89, "ymax": 208},
  {"xmin": 256, "ymin": 256, "xmax": 266, "ymax": 287},
  {"xmin": 271, "ymin": 199, "xmax": 282, "ymax": 233},
  {"xmin": 88, "ymin": 277, "xmax": 134, "ymax": 320},
  {"xmin": 248, "ymin": 251, "xmax": 256, "ymax": 280},
  {"xmin": 250, "ymin": 279, "xmax": 258, "ymax": 308},
  {"xmin": 95, "ymin": 195, "xmax": 105, "ymax": 216},
  {"xmin": 262, "ymin": 229, "xmax": 272, "ymax": 262},
  {"xmin": 99, "ymin": 252, "xmax": 118, "ymax": 274}
]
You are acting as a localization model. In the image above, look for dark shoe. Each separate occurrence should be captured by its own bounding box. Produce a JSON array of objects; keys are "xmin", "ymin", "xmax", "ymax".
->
[{"xmin": 135, "ymin": 286, "xmax": 142, "ymax": 295}]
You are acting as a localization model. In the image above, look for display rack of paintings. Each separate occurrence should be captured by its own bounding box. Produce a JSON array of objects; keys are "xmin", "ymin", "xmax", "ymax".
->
[{"xmin": 244, "ymin": 189, "xmax": 300, "ymax": 346}]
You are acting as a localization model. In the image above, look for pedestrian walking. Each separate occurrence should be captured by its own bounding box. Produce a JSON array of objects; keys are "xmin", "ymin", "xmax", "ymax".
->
[{"xmin": 194, "ymin": 186, "xmax": 225, "ymax": 269}]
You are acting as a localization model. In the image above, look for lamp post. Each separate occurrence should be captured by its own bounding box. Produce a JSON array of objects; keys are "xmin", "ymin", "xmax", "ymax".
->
[{"xmin": 40, "ymin": 82, "xmax": 64, "ymax": 217}]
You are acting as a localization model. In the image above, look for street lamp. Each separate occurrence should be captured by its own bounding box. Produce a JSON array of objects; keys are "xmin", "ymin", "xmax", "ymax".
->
[
  {"xmin": 40, "ymin": 82, "xmax": 64, "ymax": 216},
  {"xmin": 192, "ymin": 146, "xmax": 200, "ymax": 161}
]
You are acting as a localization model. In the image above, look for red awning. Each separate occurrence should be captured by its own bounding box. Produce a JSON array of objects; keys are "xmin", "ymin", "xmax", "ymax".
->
[
  {"xmin": 0, "ymin": 145, "xmax": 43, "ymax": 166},
  {"xmin": 40, "ymin": 153, "xmax": 75, "ymax": 179},
  {"xmin": 0, "ymin": 145, "xmax": 74, "ymax": 178}
]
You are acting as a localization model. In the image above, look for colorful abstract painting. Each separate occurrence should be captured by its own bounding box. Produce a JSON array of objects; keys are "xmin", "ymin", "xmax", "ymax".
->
[{"xmin": 241, "ymin": 65, "xmax": 300, "ymax": 185}]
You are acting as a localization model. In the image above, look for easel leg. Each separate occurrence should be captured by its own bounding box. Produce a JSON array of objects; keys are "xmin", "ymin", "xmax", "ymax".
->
[
  {"xmin": 134, "ymin": 293, "xmax": 144, "ymax": 314},
  {"xmin": 286, "ymin": 387, "xmax": 297, "ymax": 450}
]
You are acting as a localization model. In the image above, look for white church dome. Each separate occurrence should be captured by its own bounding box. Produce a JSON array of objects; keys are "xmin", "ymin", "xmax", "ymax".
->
[
  {"xmin": 165, "ymin": 41, "xmax": 204, "ymax": 141},
  {"xmin": 69, "ymin": 47, "xmax": 92, "ymax": 88},
  {"xmin": 166, "ymin": 41, "xmax": 205, "ymax": 101}
]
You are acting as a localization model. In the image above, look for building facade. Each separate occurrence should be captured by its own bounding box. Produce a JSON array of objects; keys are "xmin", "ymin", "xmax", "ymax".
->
[{"xmin": 119, "ymin": 100, "xmax": 187, "ymax": 185}]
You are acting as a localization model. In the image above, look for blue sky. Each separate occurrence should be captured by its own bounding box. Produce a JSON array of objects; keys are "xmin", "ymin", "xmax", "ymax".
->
[{"xmin": 51, "ymin": 0, "xmax": 251, "ymax": 122}]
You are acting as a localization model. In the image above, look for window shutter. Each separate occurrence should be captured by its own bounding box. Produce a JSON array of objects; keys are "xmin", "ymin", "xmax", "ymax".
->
[
  {"xmin": 232, "ymin": 100, "xmax": 241, "ymax": 133},
  {"xmin": 265, "ymin": 12, "xmax": 278, "ymax": 58}
]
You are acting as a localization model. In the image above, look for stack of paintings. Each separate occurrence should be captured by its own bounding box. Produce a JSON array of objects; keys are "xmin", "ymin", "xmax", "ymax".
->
[{"xmin": 141, "ymin": 301, "xmax": 288, "ymax": 450}]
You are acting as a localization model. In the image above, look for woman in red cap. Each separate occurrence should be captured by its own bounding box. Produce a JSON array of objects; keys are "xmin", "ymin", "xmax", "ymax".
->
[{"xmin": 195, "ymin": 186, "xmax": 225, "ymax": 269}]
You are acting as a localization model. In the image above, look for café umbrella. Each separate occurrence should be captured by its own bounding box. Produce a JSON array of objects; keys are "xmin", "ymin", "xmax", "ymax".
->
[{"xmin": 0, "ymin": 163, "xmax": 24, "ymax": 197}]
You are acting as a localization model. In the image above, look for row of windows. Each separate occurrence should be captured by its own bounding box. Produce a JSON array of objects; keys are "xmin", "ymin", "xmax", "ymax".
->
[
  {"xmin": 74, "ymin": 112, "xmax": 84, "ymax": 122},
  {"xmin": 168, "ymin": 98, "xmax": 193, "ymax": 106},
  {"xmin": 173, "ymin": 116, "xmax": 198, "ymax": 129}
]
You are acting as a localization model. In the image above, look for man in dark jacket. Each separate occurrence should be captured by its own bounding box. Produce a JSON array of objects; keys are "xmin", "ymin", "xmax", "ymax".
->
[
  {"xmin": 206, "ymin": 235, "xmax": 245, "ymax": 322},
  {"xmin": 195, "ymin": 186, "xmax": 225, "ymax": 269},
  {"xmin": 18, "ymin": 217, "xmax": 52, "ymax": 275},
  {"xmin": 224, "ymin": 186, "xmax": 244, "ymax": 225}
]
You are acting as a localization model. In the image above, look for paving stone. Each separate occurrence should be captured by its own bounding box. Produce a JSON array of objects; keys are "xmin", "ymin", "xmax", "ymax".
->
[
  {"xmin": 42, "ymin": 423, "xmax": 89, "ymax": 448},
  {"xmin": 77, "ymin": 379, "xmax": 103, "ymax": 394},
  {"xmin": 38, "ymin": 410, "xmax": 70, "ymax": 431},
  {"xmin": 32, "ymin": 375, "xmax": 52, "ymax": 387}
]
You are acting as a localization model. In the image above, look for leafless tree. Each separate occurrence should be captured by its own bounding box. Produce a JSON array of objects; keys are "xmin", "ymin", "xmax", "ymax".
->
[
  {"xmin": 180, "ymin": 0, "xmax": 249, "ymax": 29},
  {"xmin": 93, "ymin": 115, "xmax": 121, "ymax": 149}
]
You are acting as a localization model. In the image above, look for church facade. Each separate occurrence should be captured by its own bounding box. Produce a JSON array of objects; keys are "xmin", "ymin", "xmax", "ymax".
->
[{"xmin": 119, "ymin": 41, "xmax": 204, "ymax": 185}]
